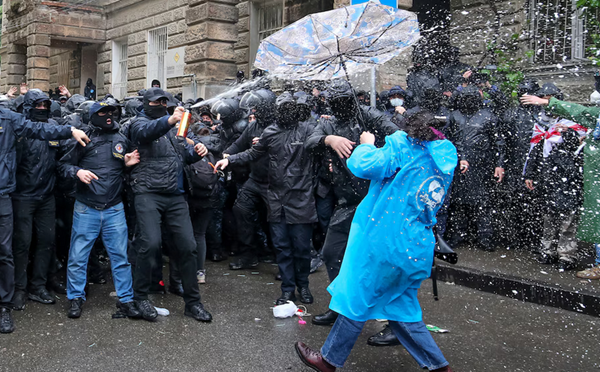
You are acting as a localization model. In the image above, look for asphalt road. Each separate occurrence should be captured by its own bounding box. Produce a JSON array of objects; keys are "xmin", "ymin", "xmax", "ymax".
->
[{"xmin": 1, "ymin": 260, "xmax": 598, "ymax": 372}]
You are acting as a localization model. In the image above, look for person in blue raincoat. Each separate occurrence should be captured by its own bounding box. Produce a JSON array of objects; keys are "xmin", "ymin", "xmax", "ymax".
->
[{"xmin": 295, "ymin": 111, "xmax": 457, "ymax": 372}]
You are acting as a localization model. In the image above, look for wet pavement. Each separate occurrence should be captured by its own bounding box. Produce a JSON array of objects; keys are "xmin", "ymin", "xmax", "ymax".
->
[
  {"xmin": 442, "ymin": 244, "xmax": 599, "ymax": 294},
  {"xmin": 1, "ymin": 260, "xmax": 599, "ymax": 372}
]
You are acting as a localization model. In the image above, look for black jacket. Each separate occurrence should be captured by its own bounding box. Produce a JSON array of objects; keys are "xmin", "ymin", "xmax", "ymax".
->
[
  {"xmin": 128, "ymin": 112, "xmax": 201, "ymax": 195},
  {"xmin": 224, "ymin": 118, "xmax": 272, "ymax": 186},
  {"xmin": 13, "ymin": 121, "xmax": 62, "ymax": 200},
  {"xmin": 0, "ymin": 108, "xmax": 73, "ymax": 196},
  {"xmin": 305, "ymin": 106, "xmax": 398, "ymax": 232},
  {"xmin": 500, "ymin": 105, "xmax": 540, "ymax": 190},
  {"xmin": 446, "ymin": 89, "xmax": 505, "ymax": 205},
  {"xmin": 84, "ymin": 79, "xmax": 96, "ymax": 101},
  {"xmin": 59, "ymin": 124, "xmax": 130, "ymax": 210},
  {"xmin": 228, "ymin": 120, "xmax": 318, "ymax": 224}
]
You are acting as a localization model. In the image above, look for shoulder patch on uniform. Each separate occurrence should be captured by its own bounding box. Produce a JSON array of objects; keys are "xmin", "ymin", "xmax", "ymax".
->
[{"xmin": 115, "ymin": 143, "xmax": 124, "ymax": 154}]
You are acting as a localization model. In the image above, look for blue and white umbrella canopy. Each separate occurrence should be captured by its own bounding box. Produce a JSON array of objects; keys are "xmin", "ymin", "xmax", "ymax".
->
[{"xmin": 254, "ymin": 1, "xmax": 421, "ymax": 81}]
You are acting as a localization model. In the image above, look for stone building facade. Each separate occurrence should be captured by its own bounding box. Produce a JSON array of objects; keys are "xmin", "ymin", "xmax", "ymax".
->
[{"xmin": 0, "ymin": 0, "xmax": 594, "ymax": 101}]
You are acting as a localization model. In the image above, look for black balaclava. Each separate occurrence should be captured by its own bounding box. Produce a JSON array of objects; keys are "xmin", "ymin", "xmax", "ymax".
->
[
  {"xmin": 30, "ymin": 108, "xmax": 50, "ymax": 122},
  {"xmin": 144, "ymin": 102, "xmax": 168, "ymax": 119},
  {"xmin": 276, "ymin": 102, "xmax": 298, "ymax": 127},
  {"xmin": 90, "ymin": 112, "xmax": 115, "ymax": 131},
  {"xmin": 330, "ymin": 97, "xmax": 356, "ymax": 121}
]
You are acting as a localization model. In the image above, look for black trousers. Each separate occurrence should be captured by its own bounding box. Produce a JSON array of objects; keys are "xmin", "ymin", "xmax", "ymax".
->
[
  {"xmin": 133, "ymin": 193, "xmax": 200, "ymax": 307},
  {"xmin": 189, "ymin": 201, "xmax": 213, "ymax": 271},
  {"xmin": 314, "ymin": 189, "xmax": 335, "ymax": 253},
  {"xmin": 269, "ymin": 212, "xmax": 313, "ymax": 293},
  {"xmin": 321, "ymin": 228, "xmax": 350, "ymax": 282},
  {"xmin": 12, "ymin": 195, "xmax": 55, "ymax": 292},
  {"xmin": 0, "ymin": 197, "xmax": 14, "ymax": 307},
  {"xmin": 447, "ymin": 203, "xmax": 493, "ymax": 245},
  {"xmin": 54, "ymin": 194, "xmax": 75, "ymax": 263},
  {"xmin": 233, "ymin": 179, "xmax": 270, "ymax": 261}
]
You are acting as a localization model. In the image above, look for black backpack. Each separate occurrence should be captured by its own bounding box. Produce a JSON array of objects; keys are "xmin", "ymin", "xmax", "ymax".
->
[{"xmin": 189, "ymin": 152, "xmax": 219, "ymax": 198}]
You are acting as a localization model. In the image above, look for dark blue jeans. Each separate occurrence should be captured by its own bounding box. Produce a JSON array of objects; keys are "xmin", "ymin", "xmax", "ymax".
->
[
  {"xmin": 321, "ymin": 314, "xmax": 448, "ymax": 370},
  {"xmin": 67, "ymin": 201, "xmax": 133, "ymax": 303},
  {"xmin": 269, "ymin": 213, "xmax": 313, "ymax": 293}
]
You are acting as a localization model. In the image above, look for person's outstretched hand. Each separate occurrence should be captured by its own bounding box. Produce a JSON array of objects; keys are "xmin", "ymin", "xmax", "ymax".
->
[
  {"xmin": 214, "ymin": 158, "xmax": 229, "ymax": 172},
  {"xmin": 360, "ymin": 131, "xmax": 375, "ymax": 145},
  {"xmin": 520, "ymin": 95, "xmax": 549, "ymax": 106},
  {"xmin": 59, "ymin": 85, "xmax": 72, "ymax": 98},
  {"xmin": 325, "ymin": 135, "xmax": 355, "ymax": 158},
  {"xmin": 124, "ymin": 150, "xmax": 140, "ymax": 167},
  {"xmin": 72, "ymin": 128, "xmax": 90, "ymax": 147}
]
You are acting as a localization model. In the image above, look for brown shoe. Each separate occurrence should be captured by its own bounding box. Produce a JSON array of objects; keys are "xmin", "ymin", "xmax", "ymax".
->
[
  {"xmin": 576, "ymin": 265, "xmax": 600, "ymax": 280},
  {"xmin": 295, "ymin": 342, "xmax": 336, "ymax": 372}
]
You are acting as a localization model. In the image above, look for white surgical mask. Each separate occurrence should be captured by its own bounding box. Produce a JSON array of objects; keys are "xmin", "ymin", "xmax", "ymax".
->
[{"xmin": 390, "ymin": 98, "xmax": 404, "ymax": 107}]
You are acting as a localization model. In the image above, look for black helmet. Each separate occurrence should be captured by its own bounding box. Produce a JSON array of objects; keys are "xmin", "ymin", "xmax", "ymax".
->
[
  {"xmin": 536, "ymin": 83, "xmax": 563, "ymax": 99},
  {"xmin": 210, "ymin": 98, "xmax": 240, "ymax": 121},
  {"xmin": 239, "ymin": 89, "xmax": 276, "ymax": 111},
  {"xmin": 76, "ymin": 100, "xmax": 96, "ymax": 125},
  {"xmin": 518, "ymin": 80, "xmax": 540, "ymax": 96},
  {"xmin": 327, "ymin": 79, "xmax": 354, "ymax": 100}
]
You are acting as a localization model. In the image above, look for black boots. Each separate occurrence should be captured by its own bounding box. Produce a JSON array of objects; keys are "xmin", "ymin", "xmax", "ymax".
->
[
  {"xmin": 312, "ymin": 310, "xmax": 338, "ymax": 326},
  {"xmin": 184, "ymin": 303, "xmax": 213, "ymax": 322},
  {"xmin": 135, "ymin": 299, "xmax": 158, "ymax": 321},
  {"xmin": 12, "ymin": 290, "xmax": 27, "ymax": 311},
  {"xmin": 276, "ymin": 291, "xmax": 296, "ymax": 305},
  {"xmin": 28, "ymin": 288, "xmax": 56, "ymax": 304},
  {"xmin": 118, "ymin": 301, "xmax": 142, "ymax": 319},
  {"xmin": 229, "ymin": 257, "xmax": 259, "ymax": 270},
  {"xmin": 298, "ymin": 287, "xmax": 314, "ymax": 304},
  {"xmin": 367, "ymin": 324, "xmax": 400, "ymax": 347},
  {"xmin": 0, "ymin": 307, "xmax": 15, "ymax": 334},
  {"xmin": 68, "ymin": 298, "xmax": 84, "ymax": 319}
]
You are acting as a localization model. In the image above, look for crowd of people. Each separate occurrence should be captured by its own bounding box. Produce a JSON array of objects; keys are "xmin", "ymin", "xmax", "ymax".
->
[{"xmin": 1, "ymin": 40, "xmax": 600, "ymax": 371}]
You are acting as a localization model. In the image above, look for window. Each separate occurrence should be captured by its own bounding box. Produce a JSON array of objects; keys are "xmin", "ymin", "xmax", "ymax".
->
[
  {"xmin": 528, "ymin": 0, "xmax": 598, "ymax": 64},
  {"xmin": 147, "ymin": 27, "xmax": 168, "ymax": 89},
  {"xmin": 249, "ymin": 0, "xmax": 284, "ymax": 68},
  {"xmin": 257, "ymin": 1, "xmax": 283, "ymax": 42},
  {"xmin": 112, "ymin": 39, "xmax": 128, "ymax": 100}
]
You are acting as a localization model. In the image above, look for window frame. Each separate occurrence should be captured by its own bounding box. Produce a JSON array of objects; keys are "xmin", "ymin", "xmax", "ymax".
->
[{"xmin": 147, "ymin": 26, "xmax": 168, "ymax": 89}]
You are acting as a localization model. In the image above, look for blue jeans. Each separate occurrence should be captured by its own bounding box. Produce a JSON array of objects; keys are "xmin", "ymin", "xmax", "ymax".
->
[
  {"xmin": 321, "ymin": 315, "xmax": 448, "ymax": 370},
  {"xmin": 67, "ymin": 201, "xmax": 133, "ymax": 303},
  {"xmin": 595, "ymin": 244, "xmax": 600, "ymax": 266}
]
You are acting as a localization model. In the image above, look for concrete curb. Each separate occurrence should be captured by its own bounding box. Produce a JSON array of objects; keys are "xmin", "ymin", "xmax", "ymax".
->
[{"xmin": 436, "ymin": 264, "xmax": 600, "ymax": 317}]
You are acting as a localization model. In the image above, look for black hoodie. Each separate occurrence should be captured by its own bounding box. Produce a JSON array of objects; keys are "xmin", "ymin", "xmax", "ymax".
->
[
  {"xmin": 13, "ymin": 89, "xmax": 62, "ymax": 200},
  {"xmin": 84, "ymin": 78, "xmax": 96, "ymax": 101}
]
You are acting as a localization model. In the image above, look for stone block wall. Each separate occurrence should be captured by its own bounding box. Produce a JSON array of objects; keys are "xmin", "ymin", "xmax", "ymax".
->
[{"xmin": 101, "ymin": 0, "xmax": 189, "ymax": 96}]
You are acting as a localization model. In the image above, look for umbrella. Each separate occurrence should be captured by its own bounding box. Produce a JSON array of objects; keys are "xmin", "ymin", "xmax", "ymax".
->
[{"xmin": 254, "ymin": 0, "xmax": 420, "ymax": 81}]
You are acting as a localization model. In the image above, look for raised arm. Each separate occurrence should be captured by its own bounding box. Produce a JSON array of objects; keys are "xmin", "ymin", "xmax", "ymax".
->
[{"xmin": 347, "ymin": 131, "xmax": 403, "ymax": 181}]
